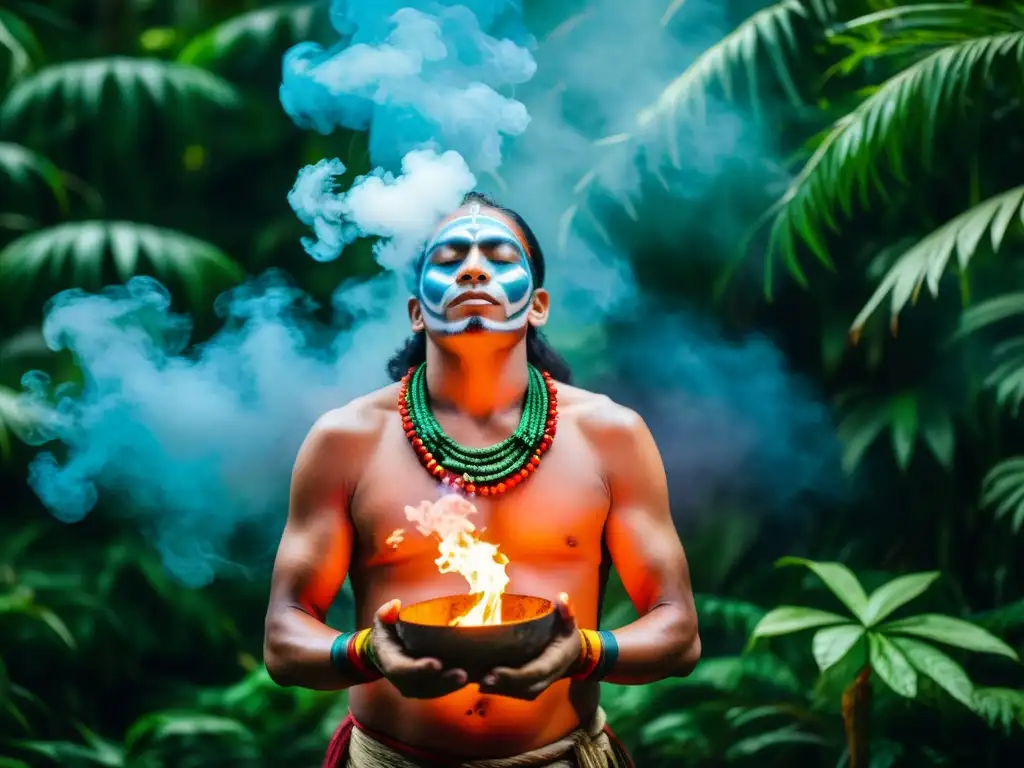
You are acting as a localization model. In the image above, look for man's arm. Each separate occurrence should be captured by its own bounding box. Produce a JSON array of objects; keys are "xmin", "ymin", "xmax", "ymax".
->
[
  {"xmin": 599, "ymin": 404, "xmax": 701, "ymax": 685},
  {"xmin": 263, "ymin": 410, "xmax": 363, "ymax": 690}
]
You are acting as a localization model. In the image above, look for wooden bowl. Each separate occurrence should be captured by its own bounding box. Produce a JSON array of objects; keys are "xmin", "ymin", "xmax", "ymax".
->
[{"xmin": 396, "ymin": 594, "xmax": 556, "ymax": 680}]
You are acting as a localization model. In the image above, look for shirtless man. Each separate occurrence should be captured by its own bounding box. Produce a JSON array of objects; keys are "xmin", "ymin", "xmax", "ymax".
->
[{"xmin": 264, "ymin": 192, "xmax": 701, "ymax": 767}]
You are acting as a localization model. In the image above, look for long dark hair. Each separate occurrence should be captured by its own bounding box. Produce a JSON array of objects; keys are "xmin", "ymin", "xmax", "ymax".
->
[{"xmin": 386, "ymin": 192, "xmax": 573, "ymax": 383}]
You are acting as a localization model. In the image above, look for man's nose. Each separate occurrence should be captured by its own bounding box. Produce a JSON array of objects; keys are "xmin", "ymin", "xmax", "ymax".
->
[{"xmin": 456, "ymin": 248, "xmax": 490, "ymax": 285}]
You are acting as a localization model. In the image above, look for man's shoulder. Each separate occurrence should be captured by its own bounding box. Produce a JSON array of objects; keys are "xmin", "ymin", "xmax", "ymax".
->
[
  {"xmin": 558, "ymin": 383, "xmax": 647, "ymax": 439},
  {"xmin": 307, "ymin": 382, "xmax": 402, "ymax": 446}
]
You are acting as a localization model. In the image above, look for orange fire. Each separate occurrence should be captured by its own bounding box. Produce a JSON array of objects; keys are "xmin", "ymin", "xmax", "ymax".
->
[{"xmin": 402, "ymin": 495, "xmax": 510, "ymax": 626}]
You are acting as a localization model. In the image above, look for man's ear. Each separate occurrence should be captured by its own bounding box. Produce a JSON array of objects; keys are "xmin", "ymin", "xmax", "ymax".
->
[
  {"xmin": 527, "ymin": 288, "xmax": 550, "ymax": 329},
  {"xmin": 408, "ymin": 297, "xmax": 426, "ymax": 333}
]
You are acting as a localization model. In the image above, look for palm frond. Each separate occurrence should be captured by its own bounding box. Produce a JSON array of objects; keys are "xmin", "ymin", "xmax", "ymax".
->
[
  {"xmin": 0, "ymin": 142, "xmax": 65, "ymax": 208},
  {"xmin": 770, "ymin": 32, "xmax": 1024, "ymax": 286},
  {"xmin": 955, "ymin": 292, "xmax": 1024, "ymax": 412},
  {"xmin": 178, "ymin": 2, "xmax": 325, "ymax": 71},
  {"xmin": 0, "ymin": 221, "xmax": 244, "ymax": 312},
  {"xmin": 981, "ymin": 457, "xmax": 1024, "ymax": 533},
  {"xmin": 0, "ymin": 57, "xmax": 241, "ymax": 143},
  {"xmin": 852, "ymin": 185, "xmax": 1024, "ymax": 331},
  {"xmin": 0, "ymin": 8, "xmax": 42, "ymax": 86},
  {"xmin": 636, "ymin": 0, "xmax": 832, "ymax": 165}
]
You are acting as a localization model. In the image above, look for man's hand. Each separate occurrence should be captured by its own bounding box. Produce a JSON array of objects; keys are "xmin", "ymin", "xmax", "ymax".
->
[
  {"xmin": 372, "ymin": 599, "xmax": 470, "ymax": 699},
  {"xmin": 478, "ymin": 593, "xmax": 580, "ymax": 701}
]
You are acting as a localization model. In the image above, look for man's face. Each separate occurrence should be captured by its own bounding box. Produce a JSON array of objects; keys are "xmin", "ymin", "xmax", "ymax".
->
[{"xmin": 415, "ymin": 203, "xmax": 536, "ymax": 335}]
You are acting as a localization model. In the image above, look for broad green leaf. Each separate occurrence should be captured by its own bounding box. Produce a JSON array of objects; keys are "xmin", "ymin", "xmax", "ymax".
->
[
  {"xmin": 776, "ymin": 557, "xmax": 869, "ymax": 621},
  {"xmin": 889, "ymin": 393, "xmax": 918, "ymax": 470},
  {"xmin": 853, "ymin": 184, "xmax": 1024, "ymax": 332},
  {"xmin": 811, "ymin": 624, "xmax": 864, "ymax": 671},
  {"xmin": 0, "ymin": 221, "xmax": 244, "ymax": 312},
  {"xmin": 178, "ymin": 2, "xmax": 324, "ymax": 70},
  {"xmin": 982, "ymin": 457, "xmax": 1024, "ymax": 533},
  {"xmin": 869, "ymin": 633, "xmax": 918, "ymax": 698},
  {"xmin": 683, "ymin": 653, "xmax": 801, "ymax": 695},
  {"xmin": 750, "ymin": 605, "xmax": 848, "ymax": 639},
  {"xmin": 1, "ymin": 57, "xmax": 241, "ymax": 143},
  {"xmin": 861, "ymin": 571, "xmax": 940, "ymax": 626},
  {"xmin": 891, "ymin": 636, "xmax": 974, "ymax": 709},
  {"xmin": 882, "ymin": 614, "xmax": 1019, "ymax": 661}
]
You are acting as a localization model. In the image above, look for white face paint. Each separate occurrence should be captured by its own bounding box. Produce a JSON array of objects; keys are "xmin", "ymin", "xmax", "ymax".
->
[{"xmin": 418, "ymin": 203, "xmax": 535, "ymax": 335}]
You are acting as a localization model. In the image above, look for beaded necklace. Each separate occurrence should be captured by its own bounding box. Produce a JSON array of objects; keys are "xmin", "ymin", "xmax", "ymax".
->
[{"xmin": 398, "ymin": 363, "xmax": 558, "ymax": 496}]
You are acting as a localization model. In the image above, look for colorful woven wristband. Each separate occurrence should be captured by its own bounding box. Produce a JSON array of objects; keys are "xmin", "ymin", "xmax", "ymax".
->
[
  {"xmin": 330, "ymin": 629, "xmax": 383, "ymax": 683},
  {"xmin": 571, "ymin": 629, "xmax": 618, "ymax": 681}
]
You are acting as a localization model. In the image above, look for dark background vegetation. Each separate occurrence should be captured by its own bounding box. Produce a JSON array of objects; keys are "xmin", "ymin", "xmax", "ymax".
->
[{"xmin": 1, "ymin": 1, "xmax": 1023, "ymax": 766}]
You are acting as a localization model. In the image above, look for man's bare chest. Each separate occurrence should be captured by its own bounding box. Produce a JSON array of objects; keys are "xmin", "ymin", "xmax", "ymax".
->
[{"xmin": 350, "ymin": 420, "xmax": 610, "ymax": 569}]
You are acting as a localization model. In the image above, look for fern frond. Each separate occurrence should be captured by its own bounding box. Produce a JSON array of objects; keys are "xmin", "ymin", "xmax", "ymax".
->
[
  {"xmin": 0, "ymin": 221, "xmax": 243, "ymax": 312},
  {"xmin": 771, "ymin": 32, "xmax": 1024, "ymax": 282},
  {"xmin": 178, "ymin": 2, "xmax": 324, "ymax": 71},
  {"xmin": 852, "ymin": 184, "xmax": 1024, "ymax": 331}
]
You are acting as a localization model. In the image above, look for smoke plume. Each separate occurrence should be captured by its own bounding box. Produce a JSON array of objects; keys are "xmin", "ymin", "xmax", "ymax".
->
[{"xmin": 18, "ymin": 0, "xmax": 842, "ymax": 585}]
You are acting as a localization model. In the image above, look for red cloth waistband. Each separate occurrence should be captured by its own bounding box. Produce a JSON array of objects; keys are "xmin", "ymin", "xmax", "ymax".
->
[{"xmin": 322, "ymin": 711, "xmax": 635, "ymax": 768}]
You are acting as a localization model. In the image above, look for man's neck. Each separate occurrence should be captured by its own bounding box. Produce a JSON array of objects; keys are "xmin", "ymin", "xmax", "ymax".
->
[{"xmin": 424, "ymin": 339, "xmax": 529, "ymax": 420}]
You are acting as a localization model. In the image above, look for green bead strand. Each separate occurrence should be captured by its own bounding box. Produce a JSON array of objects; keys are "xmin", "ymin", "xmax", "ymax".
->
[{"xmin": 405, "ymin": 363, "xmax": 549, "ymax": 485}]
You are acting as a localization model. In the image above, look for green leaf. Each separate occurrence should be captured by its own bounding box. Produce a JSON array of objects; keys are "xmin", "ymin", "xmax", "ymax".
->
[
  {"xmin": 889, "ymin": 393, "xmax": 918, "ymax": 470},
  {"xmin": 1, "ymin": 57, "xmax": 241, "ymax": 144},
  {"xmin": 869, "ymin": 633, "xmax": 918, "ymax": 698},
  {"xmin": 971, "ymin": 687, "xmax": 1024, "ymax": 732},
  {"xmin": 837, "ymin": 397, "xmax": 890, "ymax": 473},
  {"xmin": 891, "ymin": 636, "xmax": 975, "ymax": 709},
  {"xmin": 0, "ymin": 221, "xmax": 244, "ymax": 312},
  {"xmin": 881, "ymin": 614, "xmax": 1019, "ymax": 661},
  {"xmin": 853, "ymin": 184, "xmax": 1024, "ymax": 332},
  {"xmin": 919, "ymin": 400, "xmax": 955, "ymax": 469},
  {"xmin": 0, "ymin": 8, "xmax": 43, "ymax": 86},
  {"xmin": 724, "ymin": 723, "xmax": 826, "ymax": 759},
  {"xmin": 178, "ymin": 2, "xmax": 325, "ymax": 71},
  {"xmin": 982, "ymin": 457, "xmax": 1024, "ymax": 533},
  {"xmin": 750, "ymin": 605, "xmax": 849, "ymax": 639},
  {"xmin": 811, "ymin": 624, "xmax": 864, "ymax": 672},
  {"xmin": 636, "ymin": 0, "xmax": 820, "ymax": 158},
  {"xmin": 0, "ymin": 142, "xmax": 66, "ymax": 209},
  {"xmin": 771, "ymin": 33, "xmax": 1024, "ymax": 291},
  {"xmin": 776, "ymin": 557, "xmax": 869, "ymax": 621},
  {"xmin": 861, "ymin": 571, "xmax": 940, "ymax": 626}
]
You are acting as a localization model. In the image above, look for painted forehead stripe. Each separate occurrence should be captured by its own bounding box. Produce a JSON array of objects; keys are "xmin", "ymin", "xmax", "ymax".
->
[{"xmin": 425, "ymin": 205, "xmax": 531, "ymax": 258}]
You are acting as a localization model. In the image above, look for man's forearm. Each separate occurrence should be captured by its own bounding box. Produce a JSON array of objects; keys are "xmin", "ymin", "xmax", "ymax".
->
[
  {"xmin": 264, "ymin": 607, "xmax": 364, "ymax": 690},
  {"xmin": 600, "ymin": 603, "xmax": 700, "ymax": 685}
]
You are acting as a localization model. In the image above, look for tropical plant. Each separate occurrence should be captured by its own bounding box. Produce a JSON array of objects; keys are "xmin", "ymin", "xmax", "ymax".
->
[{"xmin": 752, "ymin": 558, "xmax": 1023, "ymax": 763}]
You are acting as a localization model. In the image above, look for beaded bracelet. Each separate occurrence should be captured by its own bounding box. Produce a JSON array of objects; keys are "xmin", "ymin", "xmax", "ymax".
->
[
  {"xmin": 330, "ymin": 629, "xmax": 383, "ymax": 683},
  {"xmin": 571, "ymin": 629, "xmax": 619, "ymax": 682}
]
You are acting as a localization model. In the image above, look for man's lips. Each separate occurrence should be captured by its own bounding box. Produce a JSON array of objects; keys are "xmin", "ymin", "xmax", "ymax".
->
[{"xmin": 448, "ymin": 291, "xmax": 499, "ymax": 308}]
